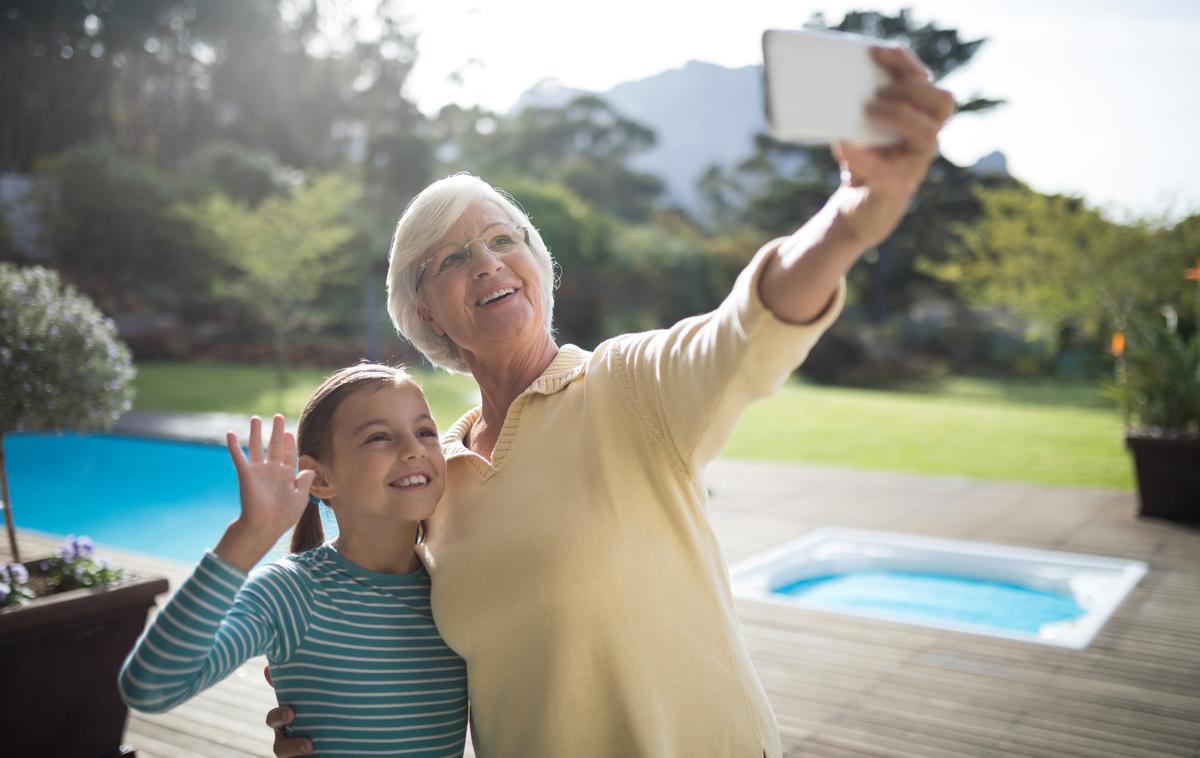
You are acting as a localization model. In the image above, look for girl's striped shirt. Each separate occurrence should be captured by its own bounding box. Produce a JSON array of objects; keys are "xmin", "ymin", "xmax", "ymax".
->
[{"xmin": 119, "ymin": 544, "xmax": 468, "ymax": 757}]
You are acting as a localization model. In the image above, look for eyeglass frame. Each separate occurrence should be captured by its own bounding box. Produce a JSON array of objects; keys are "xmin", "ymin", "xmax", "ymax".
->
[{"xmin": 414, "ymin": 223, "xmax": 531, "ymax": 291}]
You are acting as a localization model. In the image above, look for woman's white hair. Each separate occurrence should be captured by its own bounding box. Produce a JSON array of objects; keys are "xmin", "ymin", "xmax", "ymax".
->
[{"xmin": 386, "ymin": 173, "xmax": 556, "ymax": 374}]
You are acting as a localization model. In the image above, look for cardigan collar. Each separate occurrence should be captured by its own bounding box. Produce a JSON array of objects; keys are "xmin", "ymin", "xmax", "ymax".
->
[{"xmin": 441, "ymin": 344, "xmax": 590, "ymax": 455}]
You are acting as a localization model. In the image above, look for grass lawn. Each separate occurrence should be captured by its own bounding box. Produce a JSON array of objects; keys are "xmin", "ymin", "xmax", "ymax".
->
[
  {"xmin": 132, "ymin": 362, "xmax": 481, "ymax": 433},
  {"xmin": 134, "ymin": 363, "xmax": 1132, "ymax": 491},
  {"xmin": 725, "ymin": 378, "xmax": 1131, "ymax": 491}
]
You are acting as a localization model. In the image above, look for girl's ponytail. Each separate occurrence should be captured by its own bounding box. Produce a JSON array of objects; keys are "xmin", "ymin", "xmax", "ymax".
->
[{"xmin": 290, "ymin": 497, "xmax": 325, "ymax": 554}]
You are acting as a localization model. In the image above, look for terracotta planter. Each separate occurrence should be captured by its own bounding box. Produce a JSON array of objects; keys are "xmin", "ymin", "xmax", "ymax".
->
[
  {"xmin": 1125, "ymin": 432, "xmax": 1200, "ymax": 524},
  {"xmin": 0, "ymin": 563, "xmax": 168, "ymax": 757}
]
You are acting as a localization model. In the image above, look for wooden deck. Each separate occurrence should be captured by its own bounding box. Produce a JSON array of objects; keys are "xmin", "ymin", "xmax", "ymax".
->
[{"xmin": 7, "ymin": 459, "xmax": 1199, "ymax": 757}]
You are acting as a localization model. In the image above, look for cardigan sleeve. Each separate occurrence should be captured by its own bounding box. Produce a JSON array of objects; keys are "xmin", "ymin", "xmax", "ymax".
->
[{"xmin": 609, "ymin": 238, "xmax": 845, "ymax": 472}]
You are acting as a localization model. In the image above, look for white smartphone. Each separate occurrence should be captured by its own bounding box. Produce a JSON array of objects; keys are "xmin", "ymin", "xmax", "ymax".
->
[{"xmin": 762, "ymin": 28, "xmax": 901, "ymax": 147}]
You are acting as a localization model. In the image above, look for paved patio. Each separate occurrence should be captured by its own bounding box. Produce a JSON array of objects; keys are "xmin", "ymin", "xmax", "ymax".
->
[{"xmin": 6, "ymin": 414, "xmax": 1199, "ymax": 757}]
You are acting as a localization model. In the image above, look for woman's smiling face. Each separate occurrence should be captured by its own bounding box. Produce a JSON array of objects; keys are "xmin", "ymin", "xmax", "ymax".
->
[{"xmin": 416, "ymin": 200, "xmax": 549, "ymax": 363}]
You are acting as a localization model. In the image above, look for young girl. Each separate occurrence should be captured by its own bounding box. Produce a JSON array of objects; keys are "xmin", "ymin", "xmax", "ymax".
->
[{"xmin": 119, "ymin": 364, "xmax": 468, "ymax": 757}]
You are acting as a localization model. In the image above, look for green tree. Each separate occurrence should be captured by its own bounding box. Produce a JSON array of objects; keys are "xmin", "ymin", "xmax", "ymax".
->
[
  {"xmin": 33, "ymin": 141, "xmax": 215, "ymax": 317},
  {"xmin": 181, "ymin": 141, "xmax": 291, "ymax": 206},
  {"xmin": 184, "ymin": 174, "xmax": 361, "ymax": 389},
  {"xmin": 432, "ymin": 96, "xmax": 664, "ymax": 222},
  {"xmin": 934, "ymin": 186, "xmax": 1188, "ymax": 339},
  {"xmin": 0, "ymin": 0, "xmax": 266, "ymax": 170}
]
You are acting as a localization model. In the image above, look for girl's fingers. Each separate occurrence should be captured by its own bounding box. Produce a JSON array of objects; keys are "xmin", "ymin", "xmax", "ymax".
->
[
  {"xmin": 871, "ymin": 45, "xmax": 931, "ymax": 81},
  {"xmin": 866, "ymin": 98, "xmax": 940, "ymax": 152},
  {"xmin": 295, "ymin": 468, "xmax": 316, "ymax": 495},
  {"xmin": 877, "ymin": 80, "xmax": 957, "ymax": 123},
  {"xmin": 283, "ymin": 431, "xmax": 298, "ymax": 469},
  {"xmin": 226, "ymin": 431, "xmax": 247, "ymax": 472},
  {"xmin": 248, "ymin": 417, "xmax": 264, "ymax": 464},
  {"xmin": 267, "ymin": 414, "xmax": 286, "ymax": 462}
]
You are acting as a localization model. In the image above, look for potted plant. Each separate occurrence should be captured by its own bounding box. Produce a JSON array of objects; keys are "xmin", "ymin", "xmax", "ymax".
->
[
  {"xmin": 1115, "ymin": 259, "xmax": 1200, "ymax": 524},
  {"xmin": 0, "ymin": 263, "xmax": 168, "ymax": 757}
]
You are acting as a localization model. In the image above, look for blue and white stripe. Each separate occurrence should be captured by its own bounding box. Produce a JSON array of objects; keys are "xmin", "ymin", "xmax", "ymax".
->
[{"xmin": 119, "ymin": 545, "xmax": 467, "ymax": 757}]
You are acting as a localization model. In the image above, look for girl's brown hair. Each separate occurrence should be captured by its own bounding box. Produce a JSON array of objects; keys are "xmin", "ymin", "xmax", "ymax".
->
[{"xmin": 290, "ymin": 363, "xmax": 420, "ymax": 553}]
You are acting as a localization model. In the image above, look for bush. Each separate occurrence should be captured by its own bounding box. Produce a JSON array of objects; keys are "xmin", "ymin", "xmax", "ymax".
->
[
  {"xmin": 0, "ymin": 263, "xmax": 135, "ymax": 432},
  {"xmin": 1114, "ymin": 311, "xmax": 1200, "ymax": 436},
  {"xmin": 182, "ymin": 141, "xmax": 292, "ymax": 207}
]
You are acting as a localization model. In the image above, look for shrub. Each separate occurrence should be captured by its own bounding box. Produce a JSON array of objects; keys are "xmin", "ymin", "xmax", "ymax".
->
[
  {"xmin": 0, "ymin": 263, "xmax": 135, "ymax": 433},
  {"xmin": 1115, "ymin": 311, "xmax": 1200, "ymax": 437}
]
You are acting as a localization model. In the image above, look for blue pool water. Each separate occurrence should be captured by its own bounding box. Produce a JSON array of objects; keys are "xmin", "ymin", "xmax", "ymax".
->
[
  {"xmin": 5, "ymin": 433, "xmax": 333, "ymax": 565},
  {"xmin": 776, "ymin": 570, "xmax": 1086, "ymax": 634}
]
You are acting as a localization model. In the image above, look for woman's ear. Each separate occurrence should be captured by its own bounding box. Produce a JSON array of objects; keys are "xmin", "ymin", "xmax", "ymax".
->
[
  {"xmin": 417, "ymin": 302, "xmax": 446, "ymax": 337},
  {"xmin": 299, "ymin": 454, "xmax": 336, "ymax": 500}
]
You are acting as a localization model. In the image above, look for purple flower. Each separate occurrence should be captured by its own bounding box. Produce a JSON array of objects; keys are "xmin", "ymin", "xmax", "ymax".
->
[
  {"xmin": 77, "ymin": 536, "xmax": 94, "ymax": 558},
  {"xmin": 8, "ymin": 564, "xmax": 29, "ymax": 585},
  {"xmin": 0, "ymin": 584, "xmax": 9, "ymax": 603},
  {"xmin": 73, "ymin": 564, "xmax": 88, "ymax": 581},
  {"xmin": 38, "ymin": 560, "xmax": 50, "ymax": 571},
  {"xmin": 59, "ymin": 535, "xmax": 78, "ymax": 560}
]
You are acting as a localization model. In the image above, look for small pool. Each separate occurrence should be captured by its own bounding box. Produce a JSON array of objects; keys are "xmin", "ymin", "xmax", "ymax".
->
[
  {"xmin": 730, "ymin": 528, "xmax": 1148, "ymax": 649},
  {"xmin": 5, "ymin": 433, "xmax": 335, "ymax": 565}
]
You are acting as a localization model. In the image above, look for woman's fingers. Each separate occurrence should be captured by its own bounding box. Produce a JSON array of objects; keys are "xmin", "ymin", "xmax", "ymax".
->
[
  {"xmin": 877, "ymin": 79, "xmax": 957, "ymax": 124},
  {"xmin": 248, "ymin": 416, "xmax": 264, "ymax": 464},
  {"xmin": 866, "ymin": 98, "xmax": 940, "ymax": 153},
  {"xmin": 273, "ymin": 733, "xmax": 312, "ymax": 757},
  {"xmin": 266, "ymin": 705, "xmax": 311, "ymax": 756},
  {"xmin": 265, "ymin": 705, "xmax": 292, "ymax": 728},
  {"xmin": 267, "ymin": 414, "xmax": 286, "ymax": 462},
  {"xmin": 871, "ymin": 45, "xmax": 931, "ymax": 81},
  {"xmin": 226, "ymin": 431, "xmax": 247, "ymax": 472}
]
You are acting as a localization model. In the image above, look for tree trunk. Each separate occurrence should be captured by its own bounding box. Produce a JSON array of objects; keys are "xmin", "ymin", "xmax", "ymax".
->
[
  {"xmin": 0, "ymin": 435, "xmax": 19, "ymax": 563},
  {"xmin": 273, "ymin": 327, "xmax": 290, "ymax": 401},
  {"xmin": 868, "ymin": 239, "xmax": 894, "ymax": 324}
]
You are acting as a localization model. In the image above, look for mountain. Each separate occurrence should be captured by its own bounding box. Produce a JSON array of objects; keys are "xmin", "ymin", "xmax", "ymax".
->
[
  {"xmin": 512, "ymin": 61, "xmax": 767, "ymax": 216},
  {"xmin": 511, "ymin": 61, "xmax": 1009, "ymax": 216}
]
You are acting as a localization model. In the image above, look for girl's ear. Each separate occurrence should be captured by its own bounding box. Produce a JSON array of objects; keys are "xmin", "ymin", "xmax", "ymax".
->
[{"xmin": 299, "ymin": 454, "xmax": 336, "ymax": 500}]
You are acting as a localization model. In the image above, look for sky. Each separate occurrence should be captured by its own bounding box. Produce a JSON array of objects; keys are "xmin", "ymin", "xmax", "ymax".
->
[{"xmin": 393, "ymin": 0, "xmax": 1200, "ymax": 222}]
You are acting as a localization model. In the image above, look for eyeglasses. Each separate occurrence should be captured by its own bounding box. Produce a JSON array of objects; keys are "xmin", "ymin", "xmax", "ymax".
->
[{"xmin": 415, "ymin": 223, "xmax": 530, "ymax": 290}]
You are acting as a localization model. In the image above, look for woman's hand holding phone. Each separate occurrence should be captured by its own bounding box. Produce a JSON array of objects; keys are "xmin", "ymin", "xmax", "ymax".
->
[
  {"xmin": 827, "ymin": 45, "xmax": 956, "ymax": 250},
  {"xmin": 763, "ymin": 30, "xmax": 955, "ymax": 250}
]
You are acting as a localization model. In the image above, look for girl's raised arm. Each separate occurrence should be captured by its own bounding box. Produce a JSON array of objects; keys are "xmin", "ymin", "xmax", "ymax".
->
[{"xmin": 118, "ymin": 416, "xmax": 314, "ymax": 713}]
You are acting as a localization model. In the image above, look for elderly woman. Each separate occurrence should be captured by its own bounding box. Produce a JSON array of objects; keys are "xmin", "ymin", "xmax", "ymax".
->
[{"xmin": 271, "ymin": 46, "xmax": 954, "ymax": 758}]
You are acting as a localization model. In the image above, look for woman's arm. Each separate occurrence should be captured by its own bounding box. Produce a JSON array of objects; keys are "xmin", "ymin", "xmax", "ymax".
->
[
  {"xmin": 608, "ymin": 48, "xmax": 954, "ymax": 472},
  {"xmin": 758, "ymin": 45, "xmax": 956, "ymax": 324}
]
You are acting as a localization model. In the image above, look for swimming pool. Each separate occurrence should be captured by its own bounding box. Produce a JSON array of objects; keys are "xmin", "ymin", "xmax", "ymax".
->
[
  {"xmin": 730, "ymin": 528, "xmax": 1148, "ymax": 649},
  {"xmin": 5, "ymin": 433, "xmax": 335, "ymax": 565}
]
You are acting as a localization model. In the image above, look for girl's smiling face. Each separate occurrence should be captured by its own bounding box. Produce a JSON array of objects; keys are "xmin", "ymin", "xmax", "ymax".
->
[{"xmin": 305, "ymin": 382, "xmax": 446, "ymax": 524}]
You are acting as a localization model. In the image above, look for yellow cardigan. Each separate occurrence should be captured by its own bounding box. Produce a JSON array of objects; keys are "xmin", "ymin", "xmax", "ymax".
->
[{"xmin": 419, "ymin": 241, "xmax": 846, "ymax": 758}]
